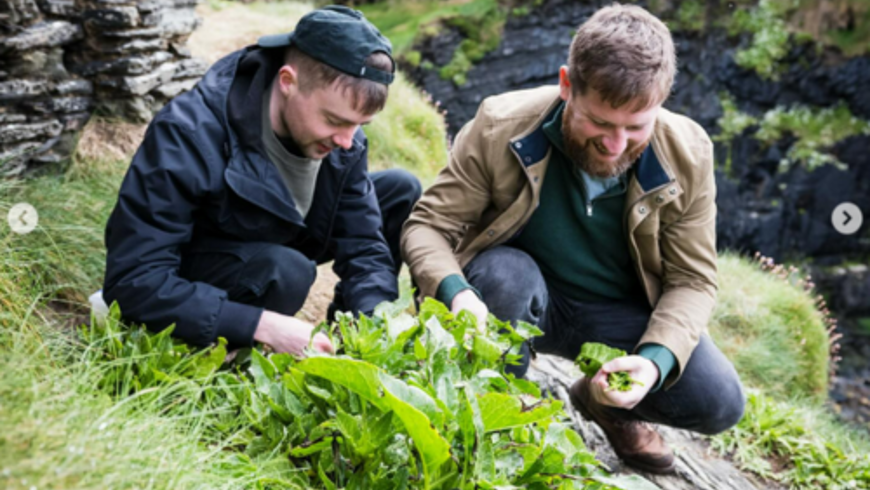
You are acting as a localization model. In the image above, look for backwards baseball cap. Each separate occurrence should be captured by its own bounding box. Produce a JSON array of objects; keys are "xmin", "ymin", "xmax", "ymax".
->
[{"xmin": 258, "ymin": 5, "xmax": 395, "ymax": 85}]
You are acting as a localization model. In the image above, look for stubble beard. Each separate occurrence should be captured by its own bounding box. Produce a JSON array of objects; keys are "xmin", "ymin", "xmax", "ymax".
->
[{"xmin": 562, "ymin": 109, "xmax": 651, "ymax": 180}]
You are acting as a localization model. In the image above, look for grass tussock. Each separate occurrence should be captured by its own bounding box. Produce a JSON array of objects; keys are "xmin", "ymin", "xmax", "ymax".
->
[{"xmin": 711, "ymin": 252, "xmax": 830, "ymax": 402}]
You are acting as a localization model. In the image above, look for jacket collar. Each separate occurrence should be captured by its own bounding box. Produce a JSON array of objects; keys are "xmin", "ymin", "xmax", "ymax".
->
[{"xmin": 509, "ymin": 93, "xmax": 676, "ymax": 193}]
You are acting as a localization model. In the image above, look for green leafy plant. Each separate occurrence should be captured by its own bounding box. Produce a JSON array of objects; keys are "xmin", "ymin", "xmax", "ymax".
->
[
  {"xmin": 711, "ymin": 391, "xmax": 870, "ymax": 488},
  {"xmin": 714, "ymin": 93, "xmax": 870, "ymax": 174},
  {"xmin": 76, "ymin": 298, "xmax": 645, "ymax": 489},
  {"xmin": 575, "ymin": 343, "xmax": 643, "ymax": 393}
]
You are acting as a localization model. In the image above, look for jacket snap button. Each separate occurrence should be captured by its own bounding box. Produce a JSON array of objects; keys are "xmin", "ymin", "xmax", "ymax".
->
[
  {"xmin": 656, "ymin": 195, "xmax": 665, "ymax": 204},
  {"xmin": 669, "ymin": 187, "xmax": 677, "ymax": 195},
  {"xmin": 639, "ymin": 206, "xmax": 647, "ymax": 214},
  {"xmin": 487, "ymin": 230, "xmax": 495, "ymax": 237},
  {"xmin": 524, "ymin": 156, "xmax": 532, "ymax": 163},
  {"xmin": 515, "ymin": 142, "xmax": 523, "ymax": 149}
]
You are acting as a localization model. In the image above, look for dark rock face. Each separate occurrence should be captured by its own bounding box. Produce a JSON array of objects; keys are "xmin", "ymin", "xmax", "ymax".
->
[
  {"xmin": 407, "ymin": 0, "xmax": 870, "ymax": 267},
  {"xmin": 0, "ymin": 0, "xmax": 206, "ymax": 176}
]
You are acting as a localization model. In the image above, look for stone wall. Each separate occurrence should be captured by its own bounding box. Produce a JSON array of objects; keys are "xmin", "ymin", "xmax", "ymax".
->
[{"xmin": 0, "ymin": 0, "xmax": 207, "ymax": 176}]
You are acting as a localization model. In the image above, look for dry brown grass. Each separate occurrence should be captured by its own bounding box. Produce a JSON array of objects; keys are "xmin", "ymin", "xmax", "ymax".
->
[{"xmin": 75, "ymin": 119, "xmax": 148, "ymax": 164}]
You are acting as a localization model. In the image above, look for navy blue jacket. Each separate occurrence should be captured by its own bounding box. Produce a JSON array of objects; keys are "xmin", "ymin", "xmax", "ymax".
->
[{"xmin": 103, "ymin": 46, "xmax": 397, "ymax": 347}]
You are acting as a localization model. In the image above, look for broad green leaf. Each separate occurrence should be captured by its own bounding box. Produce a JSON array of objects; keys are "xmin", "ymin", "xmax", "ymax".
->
[
  {"xmin": 414, "ymin": 336, "xmax": 427, "ymax": 361},
  {"xmin": 296, "ymin": 357, "xmax": 452, "ymax": 483},
  {"xmin": 478, "ymin": 392, "xmax": 564, "ymax": 433},
  {"xmin": 250, "ymin": 348, "xmax": 277, "ymax": 393},
  {"xmin": 472, "ymin": 335, "xmax": 504, "ymax": 363}
]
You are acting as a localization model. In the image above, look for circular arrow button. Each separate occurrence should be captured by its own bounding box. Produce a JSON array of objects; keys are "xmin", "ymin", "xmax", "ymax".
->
[{"xmin": 832, "ymin": 202, "xmax": 863, "ymax": 235}]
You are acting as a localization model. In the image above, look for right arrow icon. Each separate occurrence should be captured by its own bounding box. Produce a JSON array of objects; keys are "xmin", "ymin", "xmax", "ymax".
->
[{"xmin": 832, "ymin": 203, "xmax": 862, "ymax": 235}]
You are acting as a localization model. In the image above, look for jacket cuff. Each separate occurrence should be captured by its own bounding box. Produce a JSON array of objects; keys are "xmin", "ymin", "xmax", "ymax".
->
[
  {"xmin": 435, "ymin": 274, "xmax": 481, "ymax": 307},
  {"xmin": 215, "ymin": 299, "xmax": 263, "ymax": 347},
  {"xmin": 637, "ymin": 343, "xmax": 676, "ymax": 393}
]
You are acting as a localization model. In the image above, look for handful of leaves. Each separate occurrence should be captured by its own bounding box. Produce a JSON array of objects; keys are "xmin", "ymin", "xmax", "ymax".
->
[{"xmin": 575, "ymin": 343, "xmax": 644, "ymax": 392}]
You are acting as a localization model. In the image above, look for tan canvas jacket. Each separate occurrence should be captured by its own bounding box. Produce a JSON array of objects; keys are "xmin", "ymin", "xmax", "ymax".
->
[{"xmin": 401, "ymin": 85, "xmax": 718, "ymax": 387}]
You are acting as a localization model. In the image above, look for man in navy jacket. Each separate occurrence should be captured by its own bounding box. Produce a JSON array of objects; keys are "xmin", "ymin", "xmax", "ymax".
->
[{"xmin": 103, "ymin": 6, "xmax": 420, "ymax": 355}]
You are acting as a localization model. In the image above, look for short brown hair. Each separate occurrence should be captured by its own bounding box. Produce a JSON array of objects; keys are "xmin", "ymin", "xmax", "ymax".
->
[
  {"xmin": 284, "ymin": 46, "xmax": 393, "ymax": 115},
  {"xmin": 567, "ymin": 3, "xmax": 676, "ymax": 111}
]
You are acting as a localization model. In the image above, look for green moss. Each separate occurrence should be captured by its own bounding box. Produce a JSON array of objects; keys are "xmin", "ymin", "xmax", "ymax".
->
[{"xmin": 710, "ymin": 253, "xmax": 830, "ymax": 402}]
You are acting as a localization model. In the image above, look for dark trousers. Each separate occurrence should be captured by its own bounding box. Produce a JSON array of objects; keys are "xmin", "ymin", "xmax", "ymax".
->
[
  {"xmin": 178, "ymin": 169, "xmax": 421, "ymax": 317},
  {"xmin": 465, "ymin": 246, "xmax": 745, "ymax": 435}
]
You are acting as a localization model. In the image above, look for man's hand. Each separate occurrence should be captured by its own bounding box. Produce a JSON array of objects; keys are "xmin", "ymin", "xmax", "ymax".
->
[
  {"xmin": 588, "ymin": 355, "xmax": 659, "ymax": 410},
  {"xmin": 254, "ymin": 310, "xmax": 335, "ymax": 356},
  {"xmin": 451, "ymin": 289, "xmax": 489, "ymax": 332}
]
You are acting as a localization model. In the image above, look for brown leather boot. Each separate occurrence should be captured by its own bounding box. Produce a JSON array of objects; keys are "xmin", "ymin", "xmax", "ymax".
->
[{"xmin": 569, "ymin": 377, "xmax": 676, "ymax": 474}]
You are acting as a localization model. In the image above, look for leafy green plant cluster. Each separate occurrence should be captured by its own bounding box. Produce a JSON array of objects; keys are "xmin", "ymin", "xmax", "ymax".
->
[
  {"xmin": 575, "ymin": 343, "xmax": 643, "ymax": 392},
  {"xmin": 711, "ymin": 391, "xmax": 870, "ymax": 488},
  {"xmin": 77, "ymin": 298, "xmax": 646, "ymax": 489},
  {"xmin": 725, "ymin": 0, "xmax": 814, "ymax": 80},
  {"xmin": 714, "ymin": 93, "xmax": 870, "ymax": 174}
]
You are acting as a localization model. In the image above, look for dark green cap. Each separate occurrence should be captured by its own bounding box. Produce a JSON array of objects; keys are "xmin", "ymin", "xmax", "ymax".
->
[{"xmin": 258, "ymin": 5, "xmax": 395, "ymax": 85}]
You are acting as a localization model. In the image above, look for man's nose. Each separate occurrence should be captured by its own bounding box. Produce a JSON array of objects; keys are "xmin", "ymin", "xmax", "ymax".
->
[
  {"xmin": 601, "ymin": 128, "xmax": 628, "ymax": 156},
  {"xmin": 332, "ymin": 127, "xmax": 356, "ymax": 150}
]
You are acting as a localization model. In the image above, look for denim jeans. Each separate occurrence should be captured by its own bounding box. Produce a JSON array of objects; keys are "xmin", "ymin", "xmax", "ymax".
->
[
  {"xmin": 178, "ymin": 169, "xmax": 421, "ymax": 317},
  {"xmin": 464, "ymin": 246, "xmax": 745, "ymax": 435}
]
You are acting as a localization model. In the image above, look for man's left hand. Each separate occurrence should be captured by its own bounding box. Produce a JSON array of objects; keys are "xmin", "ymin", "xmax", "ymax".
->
[{"xmin": 589, "ymin": 355, "xmax": 660, "ymax": 410}]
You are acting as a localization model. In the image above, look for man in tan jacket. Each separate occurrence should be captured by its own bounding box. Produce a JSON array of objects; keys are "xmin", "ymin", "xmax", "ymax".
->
[{"xmin": 402, "ymin": 4, "xmax": 744, "ymax": 473}]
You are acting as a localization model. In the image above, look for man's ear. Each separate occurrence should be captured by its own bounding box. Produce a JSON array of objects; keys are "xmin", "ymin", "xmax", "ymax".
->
[
  {"xmin": 559, "ymin": 65, "xmax": 571, "ymax": 102},
  {"xmin": 277, "ymin": 64, "xmax": 300, "ymax": 98}
]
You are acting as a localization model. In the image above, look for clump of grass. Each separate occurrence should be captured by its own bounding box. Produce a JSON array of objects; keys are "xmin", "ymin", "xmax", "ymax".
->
[
  {"xmin": 710, "ymin": 252, "xmax": 832, "ymax": 402},
  {"xmin": 710, "ymin": 391, "xmax": 870, "ymax": 488},
  {"xmin": 366, "ymin": 72, "xmax": 448, "ymax": 185}
]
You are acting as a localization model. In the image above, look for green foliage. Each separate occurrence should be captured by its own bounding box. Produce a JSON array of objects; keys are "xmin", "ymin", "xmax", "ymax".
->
[
  {"xmin": 711, "ymin": 392, "xmax": 870, "ymax": 488},
  {"xmin": 0, "ymin": 323, "xmax": 282, "ymax": 490},
  {"xmin": 710, "ymin": 254, "xmax": 830, "ymax": 402},
  {"xmin": 437, "ymin": 0, "xmax": 507, "ymax": 86},
  {"xmin": 755, "ymin": 103, "xmax": 870, "ymax": 171},
  {"xmin": 726, "ymin": 0, "xmax": 797, "ymax": 80},
  {"xmin": 667, "ymin": 0, "xmax": 706, "ymax": 33},
  {"xmin": 358, "ymin": 0, "xmax": 498, "ymax": 56},
  {"xmin": 365, "ymin": 72, "xmax": 448, "ymax": 185},
  {"xmin": 714, "ymin": 93, "xmax": 870, "ymax": 173},
  {"xmin": 72, "ymin": 298, "xmax": 640, "ymax": 489},
  {"xmin": 403, "ymin": 49, "xmax": 422, "ymax": 67},
  {"xmin": 713, "ymin": 93, "xmax": 759, "ymax": 175},
  {"xmin": 575, "ymin": 343, "xmax": 643, "ymax": 392}
]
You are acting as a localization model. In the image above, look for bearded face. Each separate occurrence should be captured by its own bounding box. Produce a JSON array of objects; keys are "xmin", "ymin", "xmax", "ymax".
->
[{"xmin": 561, "ymin": 103, "xmax": 652, "ymax": 180}]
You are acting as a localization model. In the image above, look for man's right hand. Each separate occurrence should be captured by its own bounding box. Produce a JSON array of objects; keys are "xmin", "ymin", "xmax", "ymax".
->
[
  {"xmin": 254, "ymin": 310, "xmax": 334, "ymax": 356},
  {"xmin": 451, "ymin": 289, "xmax": 489, "ymax": 332}
]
